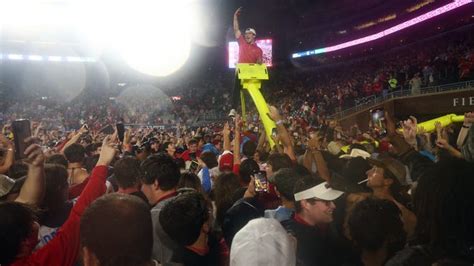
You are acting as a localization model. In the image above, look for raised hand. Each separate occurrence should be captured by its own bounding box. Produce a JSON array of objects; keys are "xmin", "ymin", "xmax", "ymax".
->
[
  {"xmin": 79, "ymin": 124, "xmax": 89, "ymax": 135},
  {"xmin": 123, "ymin": 128, "xmax": 131, "ymax": 145},
  {"xmin": 34, "ymin": 122, "xmax": 43, "ymax": 138},
  {"xmin": 97, "ymin": 132, "xmax": 118, "ymax": 166},
  {"xmin": 267, "ymin": 105, "xmax": 282, "ymax": 122},
  {"xmin": 234, "ymin": 7, "xmax": 242, "ymax": 17},
  {"xmin": 464, "ymin": 112, "xmax": 474, "ymax": 124},
  {"xmin": 402, "ymin": 116, "xmax": 418, "ymax": 142},
  {"xmin": 436, "ymin": 138, "xmax": 451, "ymax": 149},
  {"xmin": 222, "ymin": 122, "xmax": 230, "ymax": 136},
  {"xmin": 15, "ymin": 137, "xmax": 45, "ymax": 204},
  {"xmin": 23, "ymin": 138, "xmax": 45, "ymax": 167},
  {"xmin": 235, "ymin": 115, "xmax": 242, "ymax": 131},
  {"xmin": 435, "ymin": 121, "xmax": 443, "ymax": 140},
  {"xmin": 243, "ymin": 176, "xmax": 256, "ymax": 198},
  {"xmin": 417, "ymin": 125, "xmax": 426, "ymax": 135}
]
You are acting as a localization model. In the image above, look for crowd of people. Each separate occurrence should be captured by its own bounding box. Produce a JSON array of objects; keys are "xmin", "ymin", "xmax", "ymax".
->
[
  {"xmin": 268, "ymin": 29, "xmax": 473, "ymax": 116},
  {"xmin": 170, "ymin": 28, "xmax": 474, "ymax": 123},
  {"xmin": 1, "ymin": 11, "xmax": 474, "ymax": 266},
  {"xmin": 1, "ymin": 93, "xmax": 474, "ymax": 265},
  {"xmin": 2, "ymin": 27, "xmax": 473, "ymax": 130}
]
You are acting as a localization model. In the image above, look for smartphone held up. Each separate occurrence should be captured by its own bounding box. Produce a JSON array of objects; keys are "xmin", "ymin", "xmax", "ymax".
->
[
  {"xmin": 254, "ymin": 171, "xmax": 268, "ymax": 193},
  {"xmin": 370, "ymin": 108, "xmax": 387, "ymax": 137},
  {"xmin": 12, "ymin": 119, "xmax": 31, "ymax": 160},
  {"xmin": 116, "ymin": 123, "xmax": 125, "ymax": 142}
]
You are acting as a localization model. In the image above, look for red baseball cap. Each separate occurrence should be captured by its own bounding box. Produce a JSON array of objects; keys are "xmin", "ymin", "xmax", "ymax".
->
[{"xmin": 219, "ymin": 151, "xmax": 234, "ymax": 171}]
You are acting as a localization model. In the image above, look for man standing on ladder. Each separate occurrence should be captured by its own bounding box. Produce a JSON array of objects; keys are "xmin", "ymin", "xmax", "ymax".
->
[{"xmin": 231, "ymin": 7, "xmax": 263, "ymax": 113}]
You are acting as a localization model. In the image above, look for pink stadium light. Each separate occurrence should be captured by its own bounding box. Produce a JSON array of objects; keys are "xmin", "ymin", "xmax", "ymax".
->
[{"xmin": 292, "ymin": 0, "xmax": 473, "ymax": 58}]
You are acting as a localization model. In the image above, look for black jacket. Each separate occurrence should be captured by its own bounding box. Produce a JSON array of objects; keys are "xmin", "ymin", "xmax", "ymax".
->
[
  {"xmin": 222, "ymin": 197, "xmax": 264, "ymax": 247},
  {"xmin": 281, "ymin": 217, "xmax": 342, "ymax": 266}
]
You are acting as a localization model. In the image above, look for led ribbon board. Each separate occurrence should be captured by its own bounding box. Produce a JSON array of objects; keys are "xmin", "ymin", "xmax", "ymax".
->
[{"xmin": 292, "ymin": 0, "xmax": 473, "ymax": 58}]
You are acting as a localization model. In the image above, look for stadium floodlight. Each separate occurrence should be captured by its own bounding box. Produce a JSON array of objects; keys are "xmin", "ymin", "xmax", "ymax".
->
[
  {"xmin": 8, "ymin": 54, "xmax": 24, "ymax": 60},
  {"xmin": 66, "ymin": 56, "xmax": 84, "ymax": 62},
  {"xmin": 112, "ymin": 0, "xmax": 192, "ymax": 77},
  {"xmin": 47, "ymin": 56, "xmax": 62, "ymax": 62},
  {"xmin": 3, "ymin": 0, "xmax": 196, "ymax": 77},
  {"xmin": 73, "ymin": 0, "xmax": 193, "ymax": 77},
  {"xmin": 292, "ymin": 0, "xmax": 473, "ymax": 58},
  {"xmin": 1, "ymin": 54, "xmax": 96, "ymax": 63},
  {"xmin": 28, "ymin": 55, "xmax": 43, "ymax": 61}
]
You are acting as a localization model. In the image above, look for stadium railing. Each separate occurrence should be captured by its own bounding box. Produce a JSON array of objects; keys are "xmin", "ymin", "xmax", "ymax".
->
[{"xmin": 329, "ymin": 80, "xmax": 474, "ymax": 120}]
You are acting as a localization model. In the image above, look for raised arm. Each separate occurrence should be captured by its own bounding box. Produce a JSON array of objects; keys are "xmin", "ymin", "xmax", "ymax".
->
[
  {"xmin": 308, "ymin": 134, "xmax": 330, "ymax": 181},
  {"xmin": 401, "ymin": 116, "xmax": 418, "ymax": 151},
  {"xmin": 385, "ymin": 110, "xmax": 434, "ymax": 181},
  {"xmin": 457, "ymin": 112, "xmax": 473, "ymax": 148},
  {"xmin": 435, "ymin": 122, "xmax": 463, "ymax": 159},
  {"xmin": 256, "ymin": 125, "xmax": 266, "ymax": 152},
  {"xmin": 15, "ymin": 139, "xmax": 45, "ymax": 205},
  {"xmin": 233, "ymin": 7, "xmax": 242, "ymax": 39},
  {"xmin": 233, "ymin": 116, "xmax": 241, "ymax": 165},
  {"xmin": 60, "ymin": 125, "xmax": 88, "ymax": 154},
  {"xmin": 271, "ymin": 134, "xmax": 284, "ymax": 154},
  {"xmin": 122, "ymin": 128, "xmax": 133, "ymax": 153},
  {"xmin": 33, "ymin": 122, "xmax": 43, "ymax": 138},
  {"xmin": 25, "ymin": 133, "xmax": 117, "ymax": 266},
  {"xmin": 268, "ymin": 105, "xmax": 296, "ymax": 161},
  {"xmin": 223, "ymin": 122, "xmax": 231, "ymax": 152}
]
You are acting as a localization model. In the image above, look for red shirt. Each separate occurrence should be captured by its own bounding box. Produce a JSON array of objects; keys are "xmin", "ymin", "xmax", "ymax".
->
[
  {"xmin": 238, "ymin": 36, "xmax": 263, "ymax": 64},
  {"xmin": 180, "ymin": 149, "xmax": 202, "ymax": 162},
  {"xmin": 68, "ymin": 177, "xmax": 89, "ymax": 199},
  {"xmin": 372, "ymin": 82, "xmax": 382, "ymax": 93},
  {"xmin": 294, "ymin": 213, "xmax": 311, "ymax": 226},
  {"xmin": 11, "ymin": 166, "xmax": 108, "ymax": 266}
]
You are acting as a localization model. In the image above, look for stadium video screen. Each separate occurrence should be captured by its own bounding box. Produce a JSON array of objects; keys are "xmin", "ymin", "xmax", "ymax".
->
[{"xmin": 228, "ymin": 39, "xmax": 273, "ymax": 68}]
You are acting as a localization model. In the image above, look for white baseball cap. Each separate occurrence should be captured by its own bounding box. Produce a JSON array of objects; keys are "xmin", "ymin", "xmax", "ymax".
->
[
  {"xmin": 245, "ymin": 28, "xmax": 256, "ymax": 36},
  {"xmin": 339, "ymin": 148, "xmax": 371, "ymax": 159},
  {"xmin": 294, "ymin": 182, "xmax": 344, "ymax": 201},
  {"xmin": 0, "ymin": 174, "xmax": 25, "ymax": 198}
]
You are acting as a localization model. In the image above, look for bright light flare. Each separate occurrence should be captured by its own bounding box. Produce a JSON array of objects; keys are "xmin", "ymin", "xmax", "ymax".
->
[
  {"xmin": 28, "ymin": 55, "xmax": 43, "ymax": 61},
  {"xmin": 2, "ymin": 0, "xmax": 198, "ymax": 77},
  {"xmin": 116, "ymin": 1, "xmax": 192, "ymax": 77},
  {"xmin": 8, "ymin": 54, "xmax": 24, "ymax": 60},
  {"xmin": 47, "ymin": 56, "xmax": 62, "ymax": 62},
  {"xmin": 73, "ymin": 0, "xmax": 194, "ymax": 77}
]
